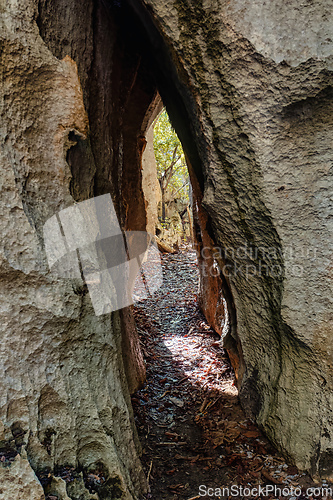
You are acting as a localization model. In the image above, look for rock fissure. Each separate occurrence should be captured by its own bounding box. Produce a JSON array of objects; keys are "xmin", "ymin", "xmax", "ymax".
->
[{"xmin": 1, "ymin": 0, "xmax": 333, "ymax": 498}]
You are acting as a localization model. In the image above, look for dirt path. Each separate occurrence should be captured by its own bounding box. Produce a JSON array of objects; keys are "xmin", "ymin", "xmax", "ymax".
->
[{"xmin": 132, "ymin": 249, "xmax": 329, "ymax": 500}]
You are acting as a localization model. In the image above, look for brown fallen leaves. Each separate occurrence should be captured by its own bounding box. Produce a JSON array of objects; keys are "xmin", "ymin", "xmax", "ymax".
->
[{"xmin": 132, "ymin": 249, "xmax": 331, "ymax": 499}]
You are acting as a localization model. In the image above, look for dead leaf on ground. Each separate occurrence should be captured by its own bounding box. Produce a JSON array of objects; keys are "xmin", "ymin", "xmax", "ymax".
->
[{"xmin": 243, "ymin": 430, "xmax": 261, "ymax": 438}]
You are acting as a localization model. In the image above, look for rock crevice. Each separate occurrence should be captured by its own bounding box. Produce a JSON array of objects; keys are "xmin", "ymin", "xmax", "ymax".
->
[{"xmin": 1, "ymin": 0, "xmax": 333, "ymax": 498}]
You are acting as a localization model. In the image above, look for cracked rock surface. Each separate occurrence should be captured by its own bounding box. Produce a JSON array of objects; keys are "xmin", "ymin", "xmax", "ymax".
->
[{"xmin": 0, "ymin": 0, "xmax": 333, "ymax": 498}]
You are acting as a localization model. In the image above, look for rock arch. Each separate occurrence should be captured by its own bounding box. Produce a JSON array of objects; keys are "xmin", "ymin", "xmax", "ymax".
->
[{"xmin": 0, "ymin": 0, "xmax": 332, "ymax": 497}]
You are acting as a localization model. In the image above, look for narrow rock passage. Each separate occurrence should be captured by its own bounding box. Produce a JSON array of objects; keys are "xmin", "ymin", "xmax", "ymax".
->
[{"xmin": 132, "ymin": 249, "xmax": 324, "ymax": 500}]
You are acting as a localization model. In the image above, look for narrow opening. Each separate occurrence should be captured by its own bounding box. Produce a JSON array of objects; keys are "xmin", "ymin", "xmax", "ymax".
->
[
  {"xmin": 131, "ymin": 101, "xmax": 304, "ymax": 498},
  {"xmin": 132, "ymin": 241, "xmax": 241, "ymax": 499},
  {"xmin": 112, "ymin": 3, "xmax": 314, "ymax": 495},
  {"xmin": 132, "ymin": 105, "xmax": 262, "ymax": 498},
  {"xmin": 27, "ymin": 1, "xmax": 329, "ymax": 495},
  {"xmin": 145, "ymin": 108, "xmax": 192, "ymax": 250}
]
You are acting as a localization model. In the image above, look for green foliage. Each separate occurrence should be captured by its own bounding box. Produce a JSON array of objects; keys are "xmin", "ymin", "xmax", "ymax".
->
[{"xmin": 153, "ymin": 109, "xmax": 189, "ymax": 201}]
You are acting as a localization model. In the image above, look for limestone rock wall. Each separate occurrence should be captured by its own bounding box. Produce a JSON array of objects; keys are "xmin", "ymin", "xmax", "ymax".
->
[
  {"xmin": 128, "ymin": 0, "xmax": 333, "ymax": 478},
  {"xmin": 142, "ymin": 125, "xmax": 160, "ymax": 235},
  {"xmin": 1, "ymin": 0, "xmax": 333, "ymax": 495},
  {"xmin": 0, "ymin": 454, "xmax": 45, "ymax": 500},
  {"xmin": 0, "ymin": 1, "xmax": 148, "ymax": 498}
]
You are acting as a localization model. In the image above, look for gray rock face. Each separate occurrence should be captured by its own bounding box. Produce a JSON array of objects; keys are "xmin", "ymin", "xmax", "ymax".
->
[
  {"xmin": 136, "ymin": 0, "xmax": 333, "ymax": 478},
  {"xmin": 0, "ymin": 454, "xmax": 45, "ymax": 500},
  {"xmin": 141, "ymin": 94, "xmax": 163, "ymax": 236},
  {"xmin": 1, "ymin": 0, "xmax": 333, "ymax": 496},
  {"xmin": 0, "ymin": 0, "xmax": 147, "ymax": 498},
  {"xmin": 221, "ymin": 0, "xmax": 333, "ymax": 66}
]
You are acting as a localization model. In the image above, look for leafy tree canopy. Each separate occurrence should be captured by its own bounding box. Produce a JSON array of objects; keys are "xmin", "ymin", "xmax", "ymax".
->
[{"xmin": 153, "ymin": 109, "xmax": 189, "ymax": 201}]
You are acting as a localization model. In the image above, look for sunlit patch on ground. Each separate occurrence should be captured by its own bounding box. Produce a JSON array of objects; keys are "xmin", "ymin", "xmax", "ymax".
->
[{"xmin": 132, "ymin": 248, "xmax": 330, "ymax": 500}]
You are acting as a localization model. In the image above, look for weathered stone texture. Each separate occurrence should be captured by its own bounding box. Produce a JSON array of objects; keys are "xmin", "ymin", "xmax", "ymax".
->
[
  {"xmin": 0, "ymin": 0, "xmax": 147, "ymax": 498},
  {"xmin": 1, "ymin": 0, "xmax": 333, "ymax": 495},
  {"xmin": 141, "ymin": 124, "xmax": 162, "ymax": 235},
  {"xmin": 0, "ymin": 454, "xmax": 45, "ymax": 500},
  {"xmin": 136, "ymin": 0, "xmax": 333, "ymax": 477}
]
